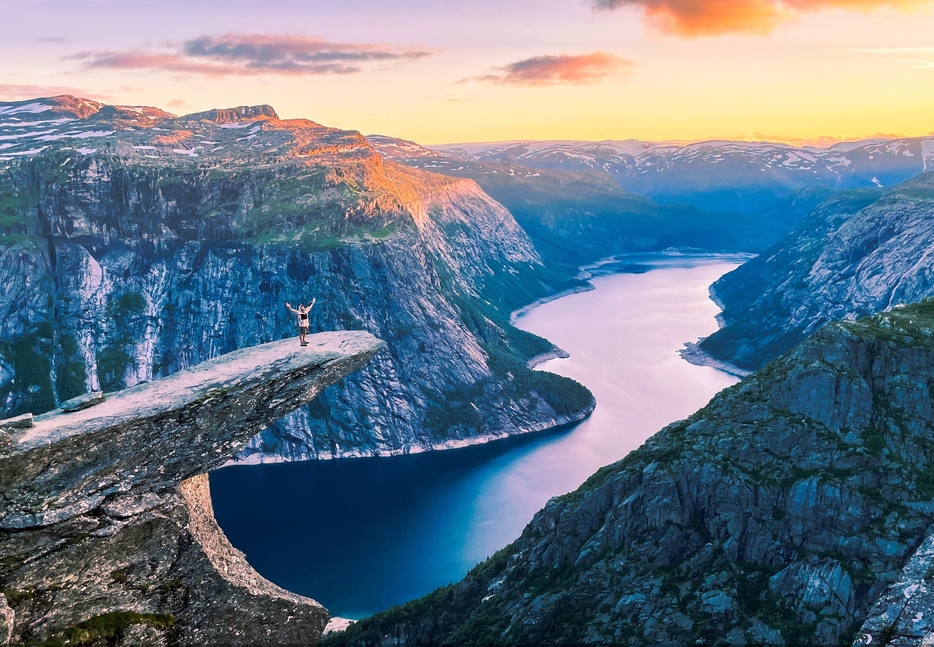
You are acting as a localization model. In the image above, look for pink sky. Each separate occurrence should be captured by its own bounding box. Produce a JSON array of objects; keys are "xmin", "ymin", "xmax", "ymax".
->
[{"xmin": 2, "ymin": 0, "xmax": 933, "ymax": 143}]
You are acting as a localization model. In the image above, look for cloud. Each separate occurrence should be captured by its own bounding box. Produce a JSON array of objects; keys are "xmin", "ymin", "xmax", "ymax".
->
[
  {"xmin": 468, "ymin": 52, "xmax": 633, "ymax": 86},
  {"xmin": 593, "ymin": 0, "xmax": 927, "ymax": 37},
  {"xmin": 856, "ymin": 46, "xmax": 934, "ymax": 53},
  {"xmin": 856, "ymin": 46, "xmax": 934, "ymax": 69},
  {"xmin": 67, "ymin": 33, "xmax": 434, "ymax": 77},
  {"xmin": 165, "ymin": 99, "xmax": 188, "ymax": 109},
  {"xmin": 0, "ymin": 84, "xmax": 113, "ymax": 101}
]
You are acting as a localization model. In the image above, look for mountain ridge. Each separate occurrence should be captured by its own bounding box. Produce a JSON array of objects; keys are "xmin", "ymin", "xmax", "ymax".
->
[{"xmin": 371, "ymin": 133, "xmax": 933, "ymax": 214}]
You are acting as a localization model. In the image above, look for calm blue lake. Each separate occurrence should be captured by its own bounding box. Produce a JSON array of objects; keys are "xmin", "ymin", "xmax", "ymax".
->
[{"xmin": 210, "ymin": 254, "xmax": 743, "ymax": 619}]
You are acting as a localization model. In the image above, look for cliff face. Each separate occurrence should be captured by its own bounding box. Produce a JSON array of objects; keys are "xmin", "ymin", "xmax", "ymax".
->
[
  {"xmin": 699, "ymin": 172, "xmax": 934, "ymax": 371},
  {"xmin": 0, "ymin": 331, "xmax": 383, "ymax": 645},
  {"xmin": 330, "ymin": 300, "xmax": 934, "ymax": 646},
  {"xmin": 0, "ymin": 97, "xmax": 593, "ymax": 462}
]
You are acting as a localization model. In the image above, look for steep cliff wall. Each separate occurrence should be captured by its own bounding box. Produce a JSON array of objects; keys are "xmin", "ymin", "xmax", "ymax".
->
[
  {"xmin": 0, "ymin": 98, "xmax": 593, "ymax": 462},
  {"xmin": 330, "ymin": 300, "xmax": 934, "ymax": 646},
  {"xmin": 699, "ymin": 172, "xmax": 934, "ymax": 371},
  {"xmin": 0, "ymin": 331, "xmax": 383, "ymax": 645}
]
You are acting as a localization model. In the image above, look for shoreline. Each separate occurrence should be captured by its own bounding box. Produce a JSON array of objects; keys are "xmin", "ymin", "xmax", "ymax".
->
[
  {"xmin": 525, "ymin": 347, "xmax": 570, "ymax": 369},
  {"xmin": 224, "ymin": 399, "xmax": 596, "ymax": 467},
  {"xmin": 678, "ymin": 342, "xmax": 752, "ymax": 378},
  {"xmin": 708, "ymin": 282, "xmax": 728, "ymax": 329},
  {"xmin": 508, "ymin": 283, "xmax": 595, "ymax": 325},
  {"xmin": 677, "ymin": 278, "xmax": 751, "ymax": 378}
]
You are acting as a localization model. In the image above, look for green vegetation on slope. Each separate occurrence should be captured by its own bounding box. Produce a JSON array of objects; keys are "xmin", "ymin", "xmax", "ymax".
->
[{"xmin": 21, "ymin": 612, "xmax": 175, "ymax": 647}]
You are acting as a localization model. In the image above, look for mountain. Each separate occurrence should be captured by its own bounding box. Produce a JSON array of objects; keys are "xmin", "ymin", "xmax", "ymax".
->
[
  {"xmin": 419, "ymin": 137, "xmax": 934, "ymax": 214},
  {"xmin": 0, "ymin": 96, "xmax": 594, "ymax": 463},
  {"xmin": 699, "ymin": 172, "xmax": 934, "ymax": 371},
  {"xmin": 426, "ymin": 138, "xmax": 658, "ymax": 168},
  {"xmin": 328, "ymin": 298, "xmax": 934, "ymax": 646},
  {"xmin": 368, "ymin": 136, "xmax": 788, "ymax": 266}
]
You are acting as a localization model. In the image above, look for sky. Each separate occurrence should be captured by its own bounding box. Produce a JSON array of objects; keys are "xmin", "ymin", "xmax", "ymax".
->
[{"xmin": 1, "ymin": 0, "xmax": 933, "ymax": 144}]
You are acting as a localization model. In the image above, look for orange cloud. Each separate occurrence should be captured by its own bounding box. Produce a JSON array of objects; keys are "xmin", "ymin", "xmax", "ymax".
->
[
  {"xmin": 469, "ymin": 52, "xmax": 634, "ymax": 86},
  {"xmin": 593, "ymin": 0, "xmax": 927, "ymax": 36},
  {"xmin": 66, "ymin": 34, "xmax": 434, "ymax": 77}
]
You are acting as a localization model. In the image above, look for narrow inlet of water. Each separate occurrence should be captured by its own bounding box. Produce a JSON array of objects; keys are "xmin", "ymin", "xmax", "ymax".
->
[{"xmin": 210, "ymin": 254, "xmax": 743, "ymax": 618}]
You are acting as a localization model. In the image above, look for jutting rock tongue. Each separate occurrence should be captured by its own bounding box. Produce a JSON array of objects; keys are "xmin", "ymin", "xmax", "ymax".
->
[{"xmin": 0, "ymin": 331, "xmax": 384, "ymax": 646}]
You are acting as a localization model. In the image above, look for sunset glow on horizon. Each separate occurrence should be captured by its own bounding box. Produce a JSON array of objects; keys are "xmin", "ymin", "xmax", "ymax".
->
[{"xmin": 2, "ymin": 0, "xmax": 933, "ymax": 145}]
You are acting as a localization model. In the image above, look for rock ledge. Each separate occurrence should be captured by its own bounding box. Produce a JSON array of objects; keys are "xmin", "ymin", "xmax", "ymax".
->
[{"xmin": 0, "ymin": 331, "xmax": 383, "ymax": 646}]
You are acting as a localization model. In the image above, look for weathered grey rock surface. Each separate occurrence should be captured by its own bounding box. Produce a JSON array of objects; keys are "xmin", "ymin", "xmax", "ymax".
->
[
  {"xmin": 329, "ymin": 301, "xmax": 934, "ymax": 646},
  {"xmin": 0, "ymin": 96, "xmax": 593, "ymax": 463},
  {"xmin": 699, "ymin": 172, "xmax": 934, "ymax": 371},
  {"xmin": 855, "ymin": 533, "xmax": 934, "ymax": 646},
  {"xmin": 0, "ymin": 331, "xmax": 383, "ymax": 645}
]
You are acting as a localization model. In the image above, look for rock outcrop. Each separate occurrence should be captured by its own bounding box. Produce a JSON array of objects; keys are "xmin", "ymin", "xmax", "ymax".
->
[
  {"xmin": 699, "ymin": 172, "xmax": 934, "ymax": 371},
  {"xmin": 0, "ymin": 331, "xmax": 383, "ymax": 645},
  {"xmin": 0, "ymin": 96, "xmax": 593, "ymax": 463},
  {"xmin": 328, "ymin": 300, "xmax": 934, "ymax": 646},
  {"xmin": 855, "ymin": 533, "xmax": 934, "ymax": 646}
]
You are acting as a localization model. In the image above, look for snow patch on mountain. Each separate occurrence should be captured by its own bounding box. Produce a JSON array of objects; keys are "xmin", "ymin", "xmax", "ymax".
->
[
  {"xmin": 0, "ymin": 102, "xmax": 52, "ymax": 116},
  {"xmin": 922, "ymin": 139, "xmax": 934, "ymax": 172}
]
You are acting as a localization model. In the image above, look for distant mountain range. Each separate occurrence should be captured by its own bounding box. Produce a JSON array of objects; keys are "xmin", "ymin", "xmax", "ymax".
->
[
  {"xmin": 369, "ymin": 135, "xmax": 791, "ymax": 265},
  {"xmin": 369, "ymin": 134, "xmax": 934, "ymax": 214}
]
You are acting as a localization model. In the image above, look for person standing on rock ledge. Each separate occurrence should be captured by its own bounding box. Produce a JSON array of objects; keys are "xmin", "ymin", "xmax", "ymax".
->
[{"xmin": 286, "ymin": 299, "xmax": 316, "ymax": 346}]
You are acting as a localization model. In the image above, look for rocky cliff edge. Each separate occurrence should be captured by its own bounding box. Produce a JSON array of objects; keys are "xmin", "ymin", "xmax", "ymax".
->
[{"xmin": 0, "ymin": 331, "xmax": 384, "ymax": 646}]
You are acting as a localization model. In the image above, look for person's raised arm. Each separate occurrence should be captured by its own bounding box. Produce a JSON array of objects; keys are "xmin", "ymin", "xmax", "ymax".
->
[
  {"xmin": 285, "ymin": 302, "xmax": 300, "ymax": 315},
  {"xmin": 308, "ymin": 297, "xmax": 316, "ymax": 310}
]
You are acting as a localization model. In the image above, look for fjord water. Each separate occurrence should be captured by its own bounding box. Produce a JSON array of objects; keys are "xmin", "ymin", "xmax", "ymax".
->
[{"xmin": 210, "ymin": 254, "xmax": 742, "ymax": 618}]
